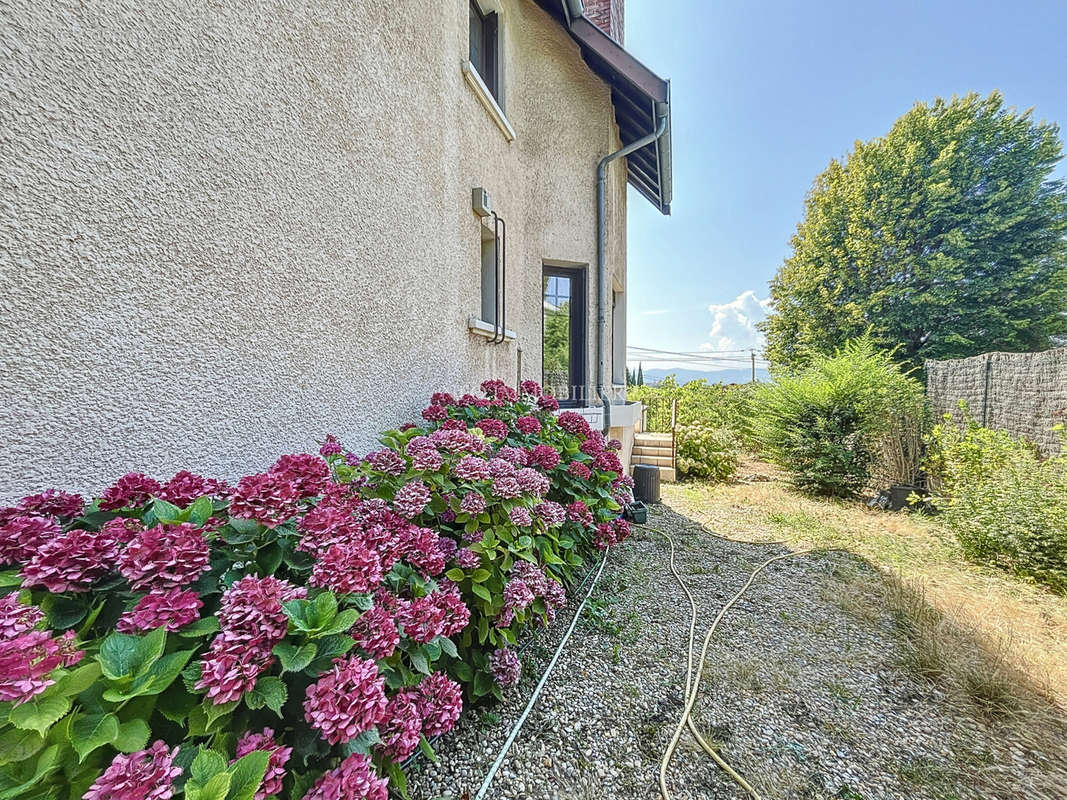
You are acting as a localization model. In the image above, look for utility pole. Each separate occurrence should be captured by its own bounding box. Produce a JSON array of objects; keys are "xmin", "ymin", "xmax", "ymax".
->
[{"xmin": 750, "ymin": 350, "xmax": 756, "ymax": 383}]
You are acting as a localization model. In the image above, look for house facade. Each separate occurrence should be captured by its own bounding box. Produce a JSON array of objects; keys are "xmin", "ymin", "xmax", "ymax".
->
[{"xmin": 0, "ymin": 0, "xmax": 672, "ymax": 499}]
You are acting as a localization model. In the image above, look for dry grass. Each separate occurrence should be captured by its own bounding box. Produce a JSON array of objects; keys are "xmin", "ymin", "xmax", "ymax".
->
[{"xmin": 665, "ymin": 457, "xmax": 1067, "ymax": 712}]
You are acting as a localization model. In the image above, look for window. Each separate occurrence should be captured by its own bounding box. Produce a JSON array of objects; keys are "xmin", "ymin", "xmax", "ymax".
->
[
  {"xmin": 469, "ymin": 1, "xmax": 500, "ymax": 103},
  {"xmin": 480, "ymin": 232, "xmax": 498, "ymax": 325},
  {"xmin": 543, "ymin": 265, "xmax": 587, "ymax": 405}
]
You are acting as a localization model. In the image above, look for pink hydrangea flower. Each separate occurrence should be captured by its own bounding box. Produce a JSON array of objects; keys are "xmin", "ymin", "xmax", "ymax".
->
[
  {"xmin": 515, "ymin": 416, "xmax": 542, "ymax": 435},
  {"xmin": 403, "ymin": 527, "xmax": 446, "ymax": 577},
  {"xmin": 440, "ymin": 418, "xmax": 467, "ymax": 431},
  {"xmin": 83, "ymin": 740, "xmax": 181, "ymax": 800},
  {"xmin": 454, "ymin": 456, "xmax": 490, "ymax": 482},
  {"xmin": 393, "ymin": 481, "xmax": 430, "ymax": 519},
  {"xmin": 364, "ymin": 449, "xmax": 405, "ymax": 476},
  {"xmin": 0, "ymin": 514, "xmax": 61, "ymax": 565},
  {"xmin": 520, "ymin": 379, "xmax": 542, "ymax": 397},
  {"xmin": 490, "ymin": 647, "xmax": 522, "ymax": 688},
  {"xmin": 116, "ymin": 588, "xmax": 202, "ymax": 633},
  {"xmin": 394, "ymin": 596, "xmax": 445, "ymax": 644},
  {"xmin": 455, "ymin": 548, "xmax": 481, "ymax": 569},
  {"xmin": 415, "ymin": 672, "xmax": 463, "ymax": 738},
  {"xmin": 509, "ymin": 506, "xmax": 533, "ymax": 527},
  {"xmin": 350, "ymin": 606, "xmax": 400, "ymax": 660},
  {"xmin": 475, "ymin": 418, "xmax": 508, "ymax": 440},
  {"xmin": 159, "ymin": 470, "xmax": 228, "ymax": 506},
  {"xmin": 481, "ymin": 379, "xmax": 518, "ymax": 402},
  {"xmin": 434, "ymin": 587, "xmax": 471, "ymax": 637},
  {"xmin": 421, "ymin": 404, "xmax": 448, "ymax": 421},
  {"xmin": 0, "ymin": 629, "xmax": 83, "ymax": 704},
  {"xmin": 304, "ymin": 656, "xmax": 388, "ymax": 745},
  {"xmin": 269, "ymin": 453, "xmax": 330, "ymax": 498},
  {"xmin": 429, "ymin": 428, "xmax": 484, "ymax": 453},
  {"xmin": 20, "ymin": 528, "xmax": 117, "ymax": 593},
  {"xmin": 99, "ymin": 473, "xmax": 163, "ymax": 511},
  {"xmin": 228, "ymin": 472, "xmax": 303, "ymax": 528},
  {"xmin": 488, "ymin": 458, "xmax": 516, "ymax": 478},
  {"xmin": 594, "ymin": 450, "xmax": 623, "ymax": 475},
  {"xmin": 496, "ymin": 446, "xmax": 529, "ymax": 466},
  {"xmin": 537, "ymin": 394, "xmax": 560, "ymax": 411},
  {"xmin": 405, "ymin": 437, "xmax": 443, "ymax": 471},
  {"xmin": 557, "ymin": 411, "xmax": 592, "ymax": 438},
  {"xmin": 567, "ymin": 461, "xmax": 592, "ymax": 480},
  {"xmin": 535, "ymin": 501, "xmax": 566, "ymax": 527},
  {"xmin": 303, "ymin": 753, "xmax": 388, "ymax": 800},
  {"xmin": 490, "ymin": 476, "xmax": 522, "ymax": 500},
  {"xmin": 101, "ymin": 517, "xmax": 144, "ymax": 546},
  {"xmin": 437, "ymin": 536, "xmax": 458, "ymax": 561},
  {"xmin": 580, "ymin": 437, "xmax": 604, "ymax": 457},
  {"xmin": 526, "ymin": 445, "xmax": 562, "ymax": 471},
  {"xmin": 514, "ymin": 468, "xmax": 550, "ymax": 496},
  {"xmin": 17, "ymin": 489, "xmax": 84, "ymax": 519},
  {"xmin": 0, "ymin": 592, "xmax": 43, "ymax": 638},
  {"xmin": 320, "ymin": 434, "xmax": 344, "ymax": 457},
  {"xmin": 607, "ymin": 438, "xmax": 623, "ymax": 451},
  {"xmin": 431, "ymin": 392, "xmax": 457, "ymax": 407},
  {"xmin": 566, "ymin": 501, "xmax": 594, "ymax": 527},
  {"xmin": 119, "ymin": 523, "xmax": 210, "ymax": 591},
  {"xmin": 196, "ymin": 644, "xmax": 267, "ymax": 705},
  {"xmin": 376, "ymin": 692, "xmax": 423, "ymax": 761},
  {"xmin": 312, "ymin": 542, "xmax": 384, "ymax": 595},
  {"xmin": 234, "ymin": 728, "xmax": 292, "ymax": 800}
]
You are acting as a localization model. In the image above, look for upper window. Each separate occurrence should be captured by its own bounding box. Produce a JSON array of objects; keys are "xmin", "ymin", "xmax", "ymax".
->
[{"xmin": 469, "ymin": 1, "xmax": 500, "ymax": 103}]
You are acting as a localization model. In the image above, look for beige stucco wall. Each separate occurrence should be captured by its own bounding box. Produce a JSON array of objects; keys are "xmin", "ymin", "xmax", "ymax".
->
[{"xmin": 0, "ymin": 0, "xmax": 628, "ymax": 499}]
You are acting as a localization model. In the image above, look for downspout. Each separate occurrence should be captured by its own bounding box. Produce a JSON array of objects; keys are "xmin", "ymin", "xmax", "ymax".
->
[{"xmin": 596, "ymin": 104, "xmax": 668, "ymax": 433}]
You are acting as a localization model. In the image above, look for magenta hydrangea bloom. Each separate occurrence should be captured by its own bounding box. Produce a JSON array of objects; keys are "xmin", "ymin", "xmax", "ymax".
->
[
  {"xmin": 402, "ymin": 527, "xmax": 446, "ymax": 577},
  {"xmin": 364, "ymin": 449, "xmax": 405, "ymax": 476},
  {"xmin": 520, "ymin": 379, "xmax": 542, "ymax": 397},
  {"xmin": 429, "ymin": 428, "xmax": 483, "ymax": 453},
  {"xmin": 350, "ymin": 606, "xmax": 400, "ymax": 660},
  {"xmin": 304, "ymin": 656, "xmax": 388, "ymax": 745},
  {"xmin": 566, "ymin": 501, "xmax": 594, "ymax": 527},
  {"xmin": 394, "ymin": 596, "xmax": 445, "ymax": 644},
  {"xmin": 303, "ymin": 753, "xmax": 388, "ymax": 800},
  {"xmin": 490, "ymin": 476, "xmax": 522, "ymax": 500},
  {"xmin": 99, "ymin": 473, "xmax": 164, "ymax": 511},
  {"xmin": 377, "ymin": 692, "xmax": 423, "ymax": 761},
  {"xmin": 234, "ymin": 728, "xmax": 292, "ymax": 800},
  {"xmin": 496, "ymin": 446, "xmax": 529, "ymax": 466},
  {"xmin": 526, "ymin": 445, "xmax": 562, "ymax": 471},
  {"xmin": 474, "ymin": 418, "xmax": 508, "ymax": 440},
  {"xmin": 480, "ymin": 379, "xmax": 518, "ymax": 402},
  {"xmin": 21, "ymin": 528, "xmax": 117, "ymax": 593},
  {"xmin": 0, "ymin": 625, "xmax": 82, "ymax": 705},
  {"xmin": 434, "ymin": 587, "xmax": 471, "ymax": 637},
  {"xmin": 405, "ymin": 437, "xmax": 443, "ymax": 472},
  {"xmin": 196, "ymin": 644, "xmax": 266, "ymax": 705},
  {"xmin": 119, "ymin": 523, "xmax": 210, "ymax": 591},
  {"xmin": 269, "ymin": 453, "xmax": 330, "ymax": 498},
  {"xmin": 101, "ymin": 517, "xmax": 144, "ymax": 546},
  {"xmin": 393, "ymin": 480, "xmax": 430, "ymax": 519},
  {"xmin": 514, "ymin": 468, "xmax": 550, "ymax": 496},
  {"xmin": 594, "ymin": 450, "xmax": 623, "ymax": 475},
  {"xmin": 421, "ymin": 404, "xmax": 448, "ymax": 421},
  {"xmin": 83, "ymin": 740, "xmax": 181, "ymax": 800},
  {"xmin": 320, "ymin": 434, "xmax": 344, "ymax": 457},
  {"xmin": 487, "ymin": 458, "xmax": 516, "ymax": 478},
  {"xmin": 415, "ymin": 672, "xmax": 463, "ymax": 738},
  {"xmin": 437, "ymin": 536, "xmax": 458, "ymax": 561},
  {"xmin": 228, "ymin": 472, "xmax": 303, "ymax": 528},
  {"xmin": 537, "ymin": 394, "xmax": 560, "ymax": 411},
  {"xmin": 567, "ymin": 461, "xmax": 592, "ymax": 480},
  {"xmin": 312, "ymin": 542, "xmax": 384, "ymax": 595},
  {"xmin": 580, "ymin": 437, "xmax": 604, "ymax": 457},
  {"xmin": 508, "ymin": 507, "xmax": 533, "ymax": 527},
  {"xmin": 159, "ymin": 470, "xmax": 228, "ymax": 506},
  {"xmin": 440, "ymin": 418, "xmax": 467, "ymax": 431},
  {"xmin": 515, "ymin": 416, "xmax": 542, "ymax": 435},
  {"xmin": 535, "ymin": 501, "xmax": 566, "ymax": 527},
  {"xmin": 431, "ymin": 391, "xmax": 457, "ymax": 407},
  {"xmin": 116, "ymin": 588, "xmax": 202, "ymax": 634},
  {"xmin": 0, "ymin": 592, "xmax": 43, "ymax": 639},
  {"xmin": 557, "ymin": 411, "xmax": 592, "ymax": 437},
  {"xmin": 17, "ymin": 489, "xmax": 84, "ymax": 519},
  {"xmin": 490, "ymin": 647, "xmax": 522, "ymax": 688},
  {"xmin": 454, "ymin": 548, "xmax": 481, "ymax": 570},
  {"xmin": 454, "ymin": 456, "xmax": 490, "ymax": 482},
  {"xmin": 0, "ymin": 514, "xmax": 61, "ymax": 565}
]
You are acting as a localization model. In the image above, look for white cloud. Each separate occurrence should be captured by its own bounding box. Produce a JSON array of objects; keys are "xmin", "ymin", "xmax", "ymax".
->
[
  {"xmin": 700, "ymin": 290, "xmax": 770, "ymax": 353},
  {"xmin": 640, "ymin": 308, "xmax": 672, "ymax": 316}
]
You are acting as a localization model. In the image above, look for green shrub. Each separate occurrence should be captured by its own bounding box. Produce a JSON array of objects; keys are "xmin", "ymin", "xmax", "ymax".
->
[
  {"xmin": 928, "ymin": 419, "xmax": 1067, "ymax": 592},
  {"xmin": 628, "ymin": 379, "xmax": 754, "ymax": 443},
  {"xmin": 675, "ymin": 424, "xmax": 740, "ymax": 481},
  {"xmin": 753, "ymin": 337, "xmax": 926, "ymax": 497}
]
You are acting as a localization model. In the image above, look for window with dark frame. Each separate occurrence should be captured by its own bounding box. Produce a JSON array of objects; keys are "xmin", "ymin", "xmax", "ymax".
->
[
  {"xmin": 469, "ymin": 1, "xmax": 500, "ymax": 103},
  {"xmin": 542, "ymin": 266, "xmax": 587, "ymax": 406}
]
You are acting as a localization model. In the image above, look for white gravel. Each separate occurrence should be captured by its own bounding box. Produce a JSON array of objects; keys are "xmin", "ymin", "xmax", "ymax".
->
[{"xmin": 407, "ymin": 503, "xmax": 1067, "ymax": 799}]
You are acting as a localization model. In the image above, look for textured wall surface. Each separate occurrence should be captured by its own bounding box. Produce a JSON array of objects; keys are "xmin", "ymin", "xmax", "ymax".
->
[
  {"xmin": 926, "ymin": 348, "xmax": 1067, "ymax": 455},
  {"xmin": 0, "ymin": 0, "xmax": 628, "ymax": 499}
]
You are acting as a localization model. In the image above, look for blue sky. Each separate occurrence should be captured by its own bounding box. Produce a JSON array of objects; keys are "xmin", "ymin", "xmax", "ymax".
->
[{"xmin": 623, "ymin": 0, "xmax": 1067, "ymax": 370}]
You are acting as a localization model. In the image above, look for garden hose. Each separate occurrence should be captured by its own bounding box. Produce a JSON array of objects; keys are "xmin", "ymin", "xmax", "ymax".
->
[{"xmin": 473, "ymin": 548, "xmax": 612, "ymax": 800}]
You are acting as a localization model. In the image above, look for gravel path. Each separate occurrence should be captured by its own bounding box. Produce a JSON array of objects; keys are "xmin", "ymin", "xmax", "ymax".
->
[{"xmin": 408, "ymin": 503, "xmax": 1067, "ymax": 800}]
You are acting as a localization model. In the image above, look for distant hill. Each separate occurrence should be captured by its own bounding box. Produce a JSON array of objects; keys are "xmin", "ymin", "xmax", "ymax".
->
[{"xmin": 638, "ymin": 367, "xmax": 770, "ymax": 386}]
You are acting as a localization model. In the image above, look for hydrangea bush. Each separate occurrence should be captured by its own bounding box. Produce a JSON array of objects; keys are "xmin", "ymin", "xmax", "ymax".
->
[{"xmin": 0, "ymin": 380, "xmax": 632, "ymax": 799}]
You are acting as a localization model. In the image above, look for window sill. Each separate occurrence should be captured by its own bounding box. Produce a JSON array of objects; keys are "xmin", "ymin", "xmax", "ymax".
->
[
  {"xmin": 468, "ymin": 316, "xmax": 516, "ymax": 342},
  {"xmin": 462, "ymin": 60, "xmax": 516, "ymax": 142}
]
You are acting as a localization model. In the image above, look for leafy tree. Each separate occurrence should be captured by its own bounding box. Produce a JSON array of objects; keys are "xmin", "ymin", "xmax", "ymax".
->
[{"xmin": 762, "ymin": 92, "xmax": 1067, "ymax": 367}]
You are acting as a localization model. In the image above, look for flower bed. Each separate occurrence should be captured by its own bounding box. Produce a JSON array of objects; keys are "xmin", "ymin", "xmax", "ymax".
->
[{"xmin": 0, "ymin": 379, "xmax": 633, "ymax": 799}]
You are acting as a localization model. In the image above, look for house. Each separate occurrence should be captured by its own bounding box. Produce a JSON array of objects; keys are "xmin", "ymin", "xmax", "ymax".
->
[{"xmin": 0, "ymin": 0, "xmax": 672, "ymax": 498}]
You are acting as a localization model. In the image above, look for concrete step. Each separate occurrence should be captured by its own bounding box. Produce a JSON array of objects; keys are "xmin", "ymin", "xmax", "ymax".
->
[
  {"xmin": 631, "ymin": 454, "xmax": 674, "ymax": 467},
  {"xmin": 632, "ymin": 445, "xmax": 674, "ymax": 458},
  {"xmin": 635, "ymin": 432, "xmax": 673, "ymax": 444},
  {"xmin": 631, "ymin": 464, "xmax": 676, "ymax": 483}
]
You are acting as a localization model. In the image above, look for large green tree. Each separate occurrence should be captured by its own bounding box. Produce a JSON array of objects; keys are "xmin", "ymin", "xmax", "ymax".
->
[{"xmin": 762, "ymin": 92, "xmax": 1067, "ymax": 367}]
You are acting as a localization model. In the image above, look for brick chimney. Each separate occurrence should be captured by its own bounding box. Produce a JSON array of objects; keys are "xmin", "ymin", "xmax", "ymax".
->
[{"xmin": 584, "ymin": 0, "xmax": 624, "ymax": 44}]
